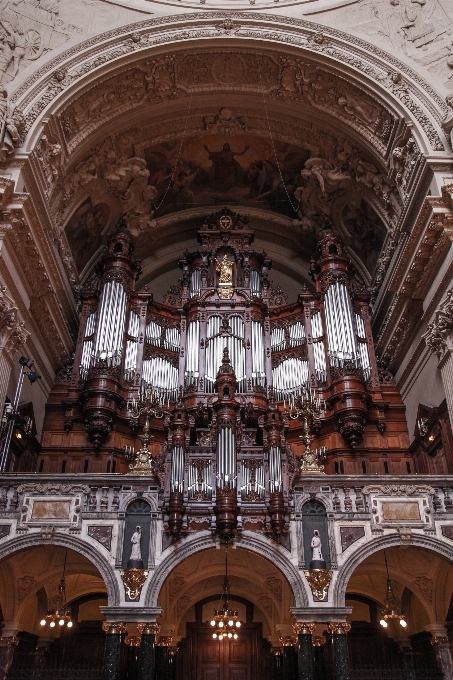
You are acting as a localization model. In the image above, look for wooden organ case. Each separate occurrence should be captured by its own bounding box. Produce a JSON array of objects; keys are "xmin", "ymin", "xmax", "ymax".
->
[{"xmin": 41, "ymin": 209, "xmax": 411, "ymax": 540}]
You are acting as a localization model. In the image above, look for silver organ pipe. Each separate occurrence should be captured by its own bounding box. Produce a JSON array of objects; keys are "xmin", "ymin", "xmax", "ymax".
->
[
  {"xmin": 188, "ymin": 462, "xmax": 212, "ymax": 500},
  {"xmin": 92, "ymin": 280, "xmax": 127, "ymax": 366},
  {"xmin": 170, "ymin": 446, "xmax": 185, "ymax": 493},
  {"xmin": 205, "ymin": 316, "xmax": 246, "ymax": 393},
  {"xmin": 164, "ymin": 327, "xmax": 180, "ymax": 352},
  {"xmin": 184, "ymin": 319, "xmax": 199, "ymax": 386},
  {"xmin": 189, "ymin": 270, "xmax": 202, "ymax": 298},
  {"xmin": 269, "ymin": 446, "xmax": 283, "ymax": 493},
  {"xmin": 289, "ymin": 322, "xmax": 306, "ymax": 347},
  {"xmin": 240, "ymin": 462, "xmax": 265, "ymax": 499},
  {"xmin": 270, "ymin": 327, "xmax": 285, "ymax": 352},
  {"xmin": 124, "ymin": 311, "xmax": 140, "ymax": 380},
  {"xmin": 80, "ymin": 311, "xmax": 97, "ymax": 379},
  {"xmin": 146, "ymin": 320, "xmax": 161, "ymax": 346},
  {"xmin": 251, "ymin": 321, "xmax": 266, "ymax": 387},
  {"xmin": 142, "ymin": 357, "xmax": 178, "ymax": 401},
  {"xmin": 324, "ymin": 282, "xmax": 358, "ymax": 367},
  {"xmin": 311, "ymin": 312, "xmax": 327, "ymax": 383},
  {"xmin": 272, "ymin": 358, "xmax": 309, "ymax": 401},
  {"xmin": 354, "ymin": 313, "xmax": 371, "ymax": 381},
  {"xmin": 250, "ymin": 270, "xmax": 261, "ymax": 298},
  {"xmin": 217, "ymin": 427, "xmax": 236, "ymax": 488}
]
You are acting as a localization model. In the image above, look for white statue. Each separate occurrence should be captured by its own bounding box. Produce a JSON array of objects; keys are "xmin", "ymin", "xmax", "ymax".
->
[
  {"xmin": 311, "ymin": 530, "xmax": 324, "ymax": 561},
  {"xmin": 130, "ymin": 525, "xmax": 142, "ymax": 561}
]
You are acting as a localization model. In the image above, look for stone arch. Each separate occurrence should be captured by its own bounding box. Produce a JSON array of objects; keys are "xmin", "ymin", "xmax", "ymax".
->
[
  {"xmin": 144, "ymin": 531, "xmax": 308, "ymax": 608},
  {"xmin": 0, "ymin": 532, "xmax": 120, "ymax": 607},
  {"xmin": 334, "ymin": 532, "xmax": 453, "ymax": 608}
]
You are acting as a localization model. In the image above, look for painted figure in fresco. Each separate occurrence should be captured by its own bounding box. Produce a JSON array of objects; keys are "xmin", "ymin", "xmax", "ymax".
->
[
  {"xmin": 130, "ymin": 526, "xmax": 142, "ymax": 561},
  {"xmin": 204, "ymin": 142, "xmax": 250, "ymax": 184},
  {"xmin": 311, "ymin": 530, "xmax": 323, "ymax": 561}
]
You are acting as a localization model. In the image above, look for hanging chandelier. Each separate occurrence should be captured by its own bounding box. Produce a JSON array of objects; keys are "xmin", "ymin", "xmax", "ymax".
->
[
  {"xmin": 379, "ymin": 551, "xmax": 407, "ymax": 628},
  {"xmin": 40, "ymin": 551, "xmax": 73, "ymax": 629},
  {"xmin": 210, "ymin": 550, "xmax": 242, "ymax": 640}
]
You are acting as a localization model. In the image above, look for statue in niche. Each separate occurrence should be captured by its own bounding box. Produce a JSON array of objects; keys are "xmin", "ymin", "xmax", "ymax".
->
[
  {"xmin": 130, "ymin": 525, "xmax": 142, "ymax": 562},
  {"xmin": 311, "ymin": 530, "xmax": 323, "ymax": 561},
  {"xmin": 216, "ymin": 255, "xmax": 233, "ymax": 285}
]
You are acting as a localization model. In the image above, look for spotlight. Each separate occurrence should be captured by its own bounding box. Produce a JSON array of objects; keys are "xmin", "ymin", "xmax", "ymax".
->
[
  {"xmin": 379, "ymin": 619, "xmax": 388, "ymax": 628},
  {"xmin": 400, "ymin": 619, "xmax": 407, "ymax": 628},
  {"xmin": 27, "ymin": 372, "xmax": 41, "ymax": 384},
  {"xmin": 19, "ymin": 357, "xmax": 34, "ymax": 369}
]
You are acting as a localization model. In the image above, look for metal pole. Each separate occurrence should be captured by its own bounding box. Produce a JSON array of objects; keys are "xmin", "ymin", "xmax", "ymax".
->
[{"xmin": 0, "ymin": 366, "xmax": 25, "ymax": 473}]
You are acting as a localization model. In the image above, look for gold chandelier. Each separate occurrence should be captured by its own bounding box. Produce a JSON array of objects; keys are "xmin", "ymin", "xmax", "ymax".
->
[
  {"xmin": 210, "ymin": 550, "xmax": 242, "ymax": 640},
  {"xmin": 40, "ymin": 551, "xmax": 73, "ymax": 629},
  {"xmin": 379, "ymin": 551, "xmax": 407, "ymax": 629}
]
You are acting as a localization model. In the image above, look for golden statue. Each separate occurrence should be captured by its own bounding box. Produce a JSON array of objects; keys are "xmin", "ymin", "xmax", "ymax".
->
[{"xmin": 216, "ymin": 255, "xmax": 233, "ymax": 285}]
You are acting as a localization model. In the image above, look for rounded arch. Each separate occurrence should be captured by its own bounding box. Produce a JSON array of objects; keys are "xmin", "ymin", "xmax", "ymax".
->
[
  {"xmin": 144, "ymin": 531, "xmax": 308, "ymax": 608},
  {"xmin": 335, "ymin": 532, "xmax": 453, "ymax": 607},
  {"xmin": 0, "ymin": 533, "xmax": 120, "ymax": 607}
]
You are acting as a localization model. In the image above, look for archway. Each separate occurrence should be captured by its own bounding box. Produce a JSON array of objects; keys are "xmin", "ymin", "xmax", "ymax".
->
[
  {"xmin": 336, "ymin": 543, "xmax": 453, "ymax": 678},
  {"xmin": 0, "ymin": 542, "xmax": 114, "ymax": 679},
  {"xmin": 154, "ymin": 542, "xmax": 297, "ymax": 679}
]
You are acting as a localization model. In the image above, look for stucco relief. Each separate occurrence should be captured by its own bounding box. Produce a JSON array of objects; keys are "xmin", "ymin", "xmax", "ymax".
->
[{"xmin": 0, "ymin": 0, "xmax": 82, "ymax": 86}]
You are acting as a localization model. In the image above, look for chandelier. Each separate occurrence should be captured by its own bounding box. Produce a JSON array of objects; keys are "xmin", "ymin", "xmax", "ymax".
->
[
  {"xmin": 379, "ymin": 551, "xmax": 407, "ymax": 628},
  {"xmin": 40, "ymin": 551, "xmax": 73, "ymax": 629},
  {"xmin": 210, "ymin": 550, "xmax": 242, "ymax": 640}
]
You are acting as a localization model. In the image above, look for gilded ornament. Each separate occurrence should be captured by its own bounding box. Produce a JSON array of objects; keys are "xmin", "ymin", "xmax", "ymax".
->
[
  {"xmin": 303, "ymin": 569, "xmax": 333, "ymax": 601},
  {"xmin": 292, "ymin": 622, "xmax": 315, "ymax": 635},
  {"xmin": 327, "ymin": 622, "xmax": 351, "ymax": 635},
  {"xmin": 137, "ymin": 622, "xmax": 160, "ymax": 635},
  {"xmin": 120, "ymin": 568, "xmax": 149, "ymax": 601}
]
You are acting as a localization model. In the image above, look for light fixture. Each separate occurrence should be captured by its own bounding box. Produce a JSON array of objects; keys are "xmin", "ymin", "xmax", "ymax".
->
[
  {"xmin": 209, "ymin": 549, "xmax": 242, "ymax": 641},
  {"xmin": 40, "ymin": 550, "xmax": 73, "ymax": 630},
  {"xmin": 379, "ymin": 551, "xmax": 407, "ymax": 628}
]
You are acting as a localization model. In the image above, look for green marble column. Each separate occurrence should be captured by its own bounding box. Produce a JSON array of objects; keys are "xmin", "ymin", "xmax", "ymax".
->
[
  {"xmin": 294, "ymin": 623, "xmax": 315, "ymax": 680},
  {"xmin": 327, "ymin": 623, "xmax": 351, "ymax": 680},
  {"xmin": 102, "ymin": 622, "xmax": 126, "ymax": 680},
  {"xmin": 137, "ymin": 623, "xmax": 159, "ymax": 680}
]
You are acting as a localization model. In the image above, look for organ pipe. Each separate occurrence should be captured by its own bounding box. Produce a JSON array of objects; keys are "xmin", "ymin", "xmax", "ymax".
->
[
  {"xmin": 251, "ymin": 321, "xmax": 265, "ymax": 387},
  {"xmin": 124, "ymin": 311, "xmax": 140, "ymax": 380},
  {"xmin": 92, "ymin": 280, "xmax": 127, "ymax": 366},
  {"xmin": 80, "ymin": 311, "xmax": 97, "ymax": 379},
  {"xmin": 268, "ymin": 446, "xmax": 282, "ymax": 493},
  {"xmin": 170, "ymin": 446, "xmax": 185, "ymax": 492},
  {"xmin": 272, "ymin": 358, "xmax": 309, "ymax": 401},
  {"xmin": 142, "ymin": 357, "xmax": 178, "ymax": 401},
  {"xmin": 189, "ymin": 270, "xmax": 202, "ymax": 298},
  {"xmin": 217, "ymin": 427, "xmax": 236, "ymax": 488},
  {"xmin": 250, "ymin": 270, "xmax": 261, "ymax": 298},
  {"xmin": 311, "ymin": 312, "xmax": 327, "ymax": 383},
  {"xmin": 185, "ymin": 320, "xmax": 200, "ymax": 386}
]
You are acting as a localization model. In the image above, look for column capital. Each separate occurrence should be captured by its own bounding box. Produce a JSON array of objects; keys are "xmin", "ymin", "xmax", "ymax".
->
[
  {"xmin": 102, "ymin": 622, "xmax": 127, "ymax": 635},
  {"xmin": 293, "ymin": 622, "xmax": 315, "ymax": 635},
  {"xmin": 279, "ymin": 635, "xmax": 297, "ymax": 646},
  {"xmin": 431, "ymin": 635, "xmax": 449, "ymax": 647},
  {"xmin": 0, "ymin": 636, "xmax": 19, "ymax": 648},
  {"xmin": 137, "ymin": 622, "xmax": 160, "ymax": 635},
  {"xmin": 327, "ymin": 622, "xmax": 351, "ymax": 635}
]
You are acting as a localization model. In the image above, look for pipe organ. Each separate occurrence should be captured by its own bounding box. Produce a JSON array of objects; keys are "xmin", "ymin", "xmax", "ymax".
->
[{"xmin": 42, "ymin": 209, "xmax": 411, "ymax": 540}]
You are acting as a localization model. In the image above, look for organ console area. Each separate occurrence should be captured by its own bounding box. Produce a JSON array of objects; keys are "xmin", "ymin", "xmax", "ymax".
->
[{"xmin": 41, "ymin": 208, "xmax": 411, "ymax": 539}]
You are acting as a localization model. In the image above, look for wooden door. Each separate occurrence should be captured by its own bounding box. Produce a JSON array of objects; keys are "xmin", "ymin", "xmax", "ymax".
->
[{"xmin": 176, "ymin": 622, "xmax": 270, "ymax": 680}]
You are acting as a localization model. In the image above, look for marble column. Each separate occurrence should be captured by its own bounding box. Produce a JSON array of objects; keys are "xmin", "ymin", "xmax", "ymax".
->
[
  {"xmin": 0, "ymin": 635, "xmax": 18, "ymax": 680},
  {"xmin": 280, "ymin": 637, "xmax": 297, "ymax": 680},
  {"xmin": 102, "ymin": 622, "xmax": 126, "ymax": 680},
  {"xmin": 137, "ymin": 623, "xmax": 159, "ymax": 680},
  {"xmin": 293, "ymin": 623, "xmax": 315, "ymax": 680},
  {"xmin": 327, "ymin": 623, "xmax": 351, "ymax": 680},
  {"xmin": 155, "ymin": 638, "xmax": 173, "ymax": 680},
  {"xmin": 427, "ymin": 624, "xmax": 453, "ymax": 680}
]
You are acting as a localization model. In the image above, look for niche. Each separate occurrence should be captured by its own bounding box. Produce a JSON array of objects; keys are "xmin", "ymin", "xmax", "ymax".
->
[
  {"xmin": 302, "ymin": 500, "xmax": 330, "ymax": 569},
  {"xmin": 122, "ymin": 499, "xmax": 151, "ymax": 569}
]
